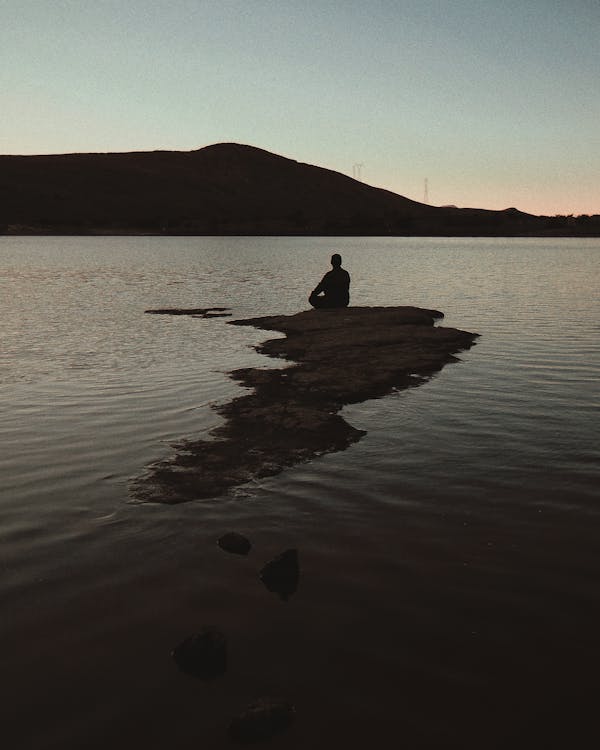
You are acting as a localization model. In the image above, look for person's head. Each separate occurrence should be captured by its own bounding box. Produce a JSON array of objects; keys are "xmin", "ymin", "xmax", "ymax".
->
[{"xmin": 331, "ymin": 253, "xmax": 342, "ymax": 268}]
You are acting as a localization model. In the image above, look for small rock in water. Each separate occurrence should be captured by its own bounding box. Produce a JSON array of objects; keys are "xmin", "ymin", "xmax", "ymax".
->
[
  {"xmin": 144, "ymin": 306, "xmax": 231, "ymax": 317},
  {"xmin": 259, "ymin": 549, "xmax": 299, "ymax": 601},
  {"xmin": 171, "ymin": 627, "xmax": 227, "ymax": 679},
  {"xmin": 229, "ymin": 698, "xmax": 295, "ymax": 743},
  {"xmin": 217, "ymin": 532, "xmax": 252, "ymax": 556}
]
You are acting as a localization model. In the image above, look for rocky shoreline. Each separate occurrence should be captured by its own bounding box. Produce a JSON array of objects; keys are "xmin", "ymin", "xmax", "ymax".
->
[{"xmin": 134, "ymin": 306, "xmax": 478, "ymax": 504}]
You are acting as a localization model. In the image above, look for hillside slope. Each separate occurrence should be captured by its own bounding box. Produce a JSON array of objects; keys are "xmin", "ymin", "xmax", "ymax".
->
[{"xmin": 0, "ymin": 142, "xmax": 573, "ymax": 235}]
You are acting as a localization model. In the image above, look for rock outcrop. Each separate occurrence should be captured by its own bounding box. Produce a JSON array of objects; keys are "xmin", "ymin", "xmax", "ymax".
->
[
  {"xmin": 229, "ymin": 698, "xmax": 295, "ymax": 743},
  {"xmin": 217, "ymin": 532, "xmax": 252, "ymax": 556},
  {"xmin": 134, "ymin": 306, "xmax": 478, "ymax": 503},
  {"xmin": 171, "ymin": 627, "xmax": 227, "ymax": 679},
  {"xmin": 259, "ymin": 549, "xmax": 300, "ymax": 601}
]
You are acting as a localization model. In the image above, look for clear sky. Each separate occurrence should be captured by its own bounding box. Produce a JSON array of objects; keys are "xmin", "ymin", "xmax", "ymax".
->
[{"xmin": 2, "ymin": 0, "xmax": 599, "ymax": 215}]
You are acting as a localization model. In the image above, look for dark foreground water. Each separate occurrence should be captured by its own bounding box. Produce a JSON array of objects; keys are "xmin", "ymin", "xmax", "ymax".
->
[{"xmin": 1, "ymin": 237, "xmax": 599, "ymax": 748}]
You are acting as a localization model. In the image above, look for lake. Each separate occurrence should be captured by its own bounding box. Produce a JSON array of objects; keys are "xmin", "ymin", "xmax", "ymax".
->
[{"xmin": 1, "ymin": 236, "xmax": 599, "ymax": 748}]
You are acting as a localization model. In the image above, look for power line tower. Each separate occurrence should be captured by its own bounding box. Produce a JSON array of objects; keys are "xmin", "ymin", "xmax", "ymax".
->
[
  {"xmin": 424, "ymin": 178, "xmax": 429, "ymax": 204},
  {"xmin": 353, "ymin": 163, "xmax": 364, "ymax": 181}
]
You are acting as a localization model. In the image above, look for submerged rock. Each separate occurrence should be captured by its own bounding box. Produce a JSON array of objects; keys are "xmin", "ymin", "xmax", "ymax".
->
[
  {"xmin": 260, "ymin": 549, "xmax": 299, "ymax": 601},
  {"xmin": 171, "ymin": 627, "xmax": 227, "ymax": 679},
  {"xmin": 217, "ymin": 532, "xmax": 252, "ymax": 555},
  {"xmin": 145, "ymin": 306, "xmax": 231, "ymax": 317},
  {"xmin": 229, "ymin": 698, "xmax": 295, "ymax": 743}
]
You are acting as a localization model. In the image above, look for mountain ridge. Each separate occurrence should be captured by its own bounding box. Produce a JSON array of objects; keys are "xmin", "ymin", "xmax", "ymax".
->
[{"xmin": 1, "ymin": 143, "xmax": 597, "ymax": 236}]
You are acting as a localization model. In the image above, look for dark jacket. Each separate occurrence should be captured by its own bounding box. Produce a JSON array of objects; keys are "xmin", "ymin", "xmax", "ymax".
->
[{"xmin": 312, "ymin": 267, "xmax": 350, "ymax": 307}]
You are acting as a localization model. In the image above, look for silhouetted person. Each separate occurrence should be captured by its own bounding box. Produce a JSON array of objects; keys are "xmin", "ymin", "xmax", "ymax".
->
[{"xmin": 309, "ymin": 253, "xmax": 350, "ymax": 308}]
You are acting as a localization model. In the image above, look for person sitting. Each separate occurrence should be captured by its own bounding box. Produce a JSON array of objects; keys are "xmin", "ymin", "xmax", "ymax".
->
[{"xmin": 309, "ymin": 253, "xmax": 350, "ymax": 309}]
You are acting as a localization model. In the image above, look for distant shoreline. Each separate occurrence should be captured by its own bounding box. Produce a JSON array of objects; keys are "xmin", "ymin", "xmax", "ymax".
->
[{"xmin": 3, "ymin": 228, "xmax": 599, "ymax": 238}]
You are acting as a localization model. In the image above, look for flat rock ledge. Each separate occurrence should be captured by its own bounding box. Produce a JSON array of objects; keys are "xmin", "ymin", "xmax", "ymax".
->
[{"xmin": 133, "ymin": 306, "xmax": 478, "ymax": 504}]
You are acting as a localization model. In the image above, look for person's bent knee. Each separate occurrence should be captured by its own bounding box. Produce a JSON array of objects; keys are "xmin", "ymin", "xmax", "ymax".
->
[{"xmin": 309, "ymin": 292, "xmax": 324, "ymax": 308}]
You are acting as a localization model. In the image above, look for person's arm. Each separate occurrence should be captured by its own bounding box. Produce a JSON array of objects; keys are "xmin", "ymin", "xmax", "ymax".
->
[{"xmin": 312, "ymin": 273, "xmax": 328, "ymax": 295}]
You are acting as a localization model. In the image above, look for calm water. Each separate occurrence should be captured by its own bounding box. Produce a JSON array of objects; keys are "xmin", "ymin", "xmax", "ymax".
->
[{"xmin": 1, "ymin": 236, "xmax": 599, "ymax": 748}]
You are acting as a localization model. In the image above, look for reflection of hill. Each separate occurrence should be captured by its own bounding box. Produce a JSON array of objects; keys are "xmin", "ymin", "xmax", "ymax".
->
[{"xmin": 1, "ymin": 143, "xmax": 598, "ymax": 236}]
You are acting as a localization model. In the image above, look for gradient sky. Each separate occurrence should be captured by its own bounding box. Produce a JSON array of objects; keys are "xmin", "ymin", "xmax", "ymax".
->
[{"xmin": 2, "ymin": 0, "xmax": 599, "ymax": 215}]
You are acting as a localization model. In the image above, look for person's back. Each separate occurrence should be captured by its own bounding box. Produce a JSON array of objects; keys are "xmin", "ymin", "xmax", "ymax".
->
[{"xmin": 309, "ymin": 254, "xmax": 350, "ymax": 309}]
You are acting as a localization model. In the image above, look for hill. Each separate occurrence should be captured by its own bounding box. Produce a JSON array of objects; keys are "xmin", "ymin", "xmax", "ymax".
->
[{"xmin": 0, "ymin": 143, "xmax": 597, "ymax": 236}]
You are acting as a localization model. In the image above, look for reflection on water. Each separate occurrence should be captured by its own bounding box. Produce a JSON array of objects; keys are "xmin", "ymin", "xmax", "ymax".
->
[{"xmin": 1, "ymin": 236, "xmax": 599, "ymax": 748}]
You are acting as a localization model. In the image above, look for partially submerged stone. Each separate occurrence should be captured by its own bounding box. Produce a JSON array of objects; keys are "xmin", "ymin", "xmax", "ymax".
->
[
  {"xmin": 260, "ymin": 549, "xmax": 299, "ymax": 601},
  {"xmin": 171, "ymin": 627, "xmax": 227, "ymax": 679},
  {"xmin": 218, "ymin": 532, "xmax": 252, "ymax": 556},
  {"xmin": 229, "ymin": 698, "xmax": 295, "ymax": 743},
  {"xmin": 134, "ymin": 306, "xmax": 478, "ymax": 503},
  {"xmin": 145, "ymin": 306, "xmax": 231, "ymax": 317}
]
